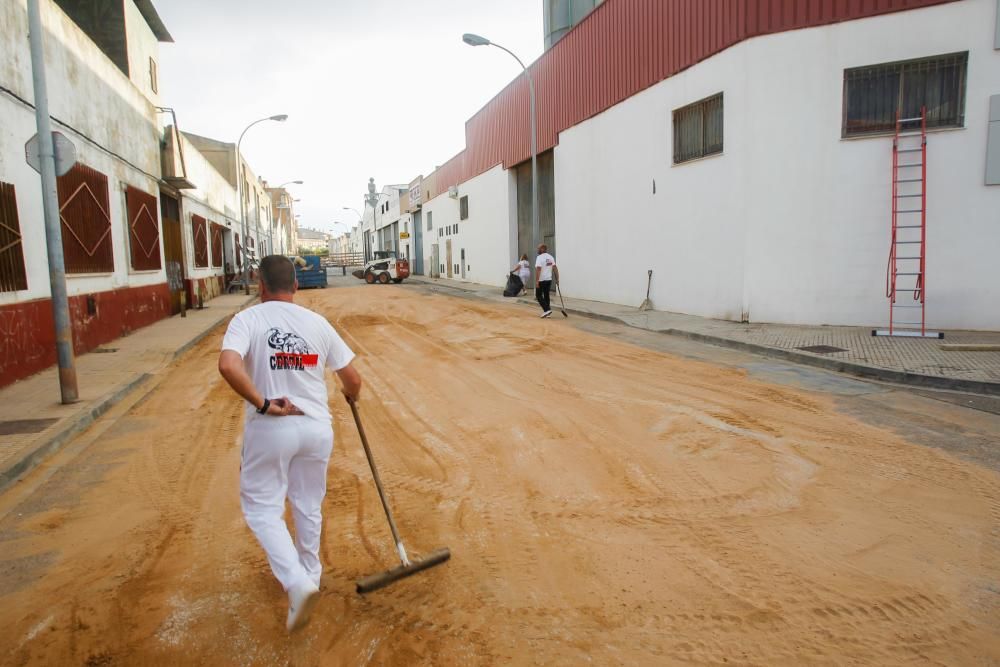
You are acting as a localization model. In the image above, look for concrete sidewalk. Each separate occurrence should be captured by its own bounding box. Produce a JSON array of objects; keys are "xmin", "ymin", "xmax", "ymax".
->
[
  {"xmin": 407, "ymin": 275, "xmax": 1000, "ymax": 396},
  {"xmin": 0, "ymin": 293, "xmax": 256, "ymax": 491}
]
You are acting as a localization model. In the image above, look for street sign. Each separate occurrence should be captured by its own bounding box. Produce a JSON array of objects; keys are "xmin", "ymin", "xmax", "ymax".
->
[{"xmin": 25, "ymin": 131, "xmax": 77, "ymax": 176}]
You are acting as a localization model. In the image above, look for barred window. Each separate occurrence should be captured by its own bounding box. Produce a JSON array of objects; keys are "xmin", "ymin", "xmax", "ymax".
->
[
  {"xmin": 149, "ymin": 57, "xmax": 158, "ymax": 94},
  {"xmin": 57, "ymin": 163, "xmax": 114, "ymax": 273},
  {"xmin": 673, "ymin": 93, "xmax": 723, "ymax": 164},
  {"xmin": 125, "ymin": 185, "xmax": 161, "ymax": 271},
  {"xmin": 0, "ymin": 182, "xmax": 28, "ymax": 292},
  {"xmin": 192, "ymin": 215, "xmax": 208, "ymax": 268},
  {"xmin": 459, "ymin": 196, "xmax": 469, "ymax": 220},
  {"xmin": 843, "ymin": 52, "xmax": 967, "ymax": 137},
  {"xmin": 211, "ymin": 223, "xmax": 224, "ymax": 267}
]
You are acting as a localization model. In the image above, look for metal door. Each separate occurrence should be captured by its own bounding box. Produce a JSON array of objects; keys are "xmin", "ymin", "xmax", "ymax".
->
[
  {"xmin": 413, "ymin": 211, "xmax": 423, "ymax": 274},
  {"xmin": 431, "ymin": 243, "xmax": 439, "ymax": 278},
  {"xmin": 446, "ymin": 240, "xmax": 453, "ymax": 278},
  {"xmin": 159, "ymin": 192, "xmax": 185, "ymax": 315},
  {"xmin": 461, "ymin": 248, "xmax": 466, "ymax": 279}
]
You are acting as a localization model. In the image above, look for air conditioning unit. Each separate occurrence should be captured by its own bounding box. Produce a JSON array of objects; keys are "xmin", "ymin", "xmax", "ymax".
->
[{"xmin": 448, "ymin": 185, "xmax": 459, "ymax": 199}]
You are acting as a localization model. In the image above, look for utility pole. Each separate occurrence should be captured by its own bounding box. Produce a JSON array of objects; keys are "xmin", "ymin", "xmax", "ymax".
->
[{"xmin": 28, "ymin": 0, "xmax": 77, "ymax": 403}]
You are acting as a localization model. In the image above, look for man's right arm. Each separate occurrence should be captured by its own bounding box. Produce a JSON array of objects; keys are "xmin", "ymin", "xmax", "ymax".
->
[
  {"xmin": 327, "ymin": 325, "xmax": 362, "ymax": 402},
  {"xmin": 337, "ymin": 363, "xmax": 362, "ymax": 402}
]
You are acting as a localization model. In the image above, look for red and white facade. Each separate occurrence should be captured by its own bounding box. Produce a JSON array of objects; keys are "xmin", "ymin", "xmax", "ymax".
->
[
  {"xmin": 0, "ymin": 0, "xmax": 173, "ymax": 388},
  {"xmin": 0, "ymin": 0, "xmax": 278, "ymax": 389},
  {"xmin": 417, "ymin": 0, "xmax": 1000, "ymax": 331}
]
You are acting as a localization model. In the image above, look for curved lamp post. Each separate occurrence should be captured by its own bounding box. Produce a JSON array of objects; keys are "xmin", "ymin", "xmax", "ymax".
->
[
  {"xmin": 463, "ymin": 33, "xmax": 538, "ymax": 256},
  {"xmin": 237, "ymin": 114, "xmax": 287, "ymax": 294}
]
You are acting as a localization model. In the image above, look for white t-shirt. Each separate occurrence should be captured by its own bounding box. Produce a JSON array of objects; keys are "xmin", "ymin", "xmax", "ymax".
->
[
  {"xmin": 221, "ymin": 301, "xmax": 355, "ymax": 424},
  {"xmin": 517, "ymin": 260, "xmax": 531, "ymax": 280},
  {"xmin": 535, "ymin": 253, "xmax": 556, "ymax": 282}
]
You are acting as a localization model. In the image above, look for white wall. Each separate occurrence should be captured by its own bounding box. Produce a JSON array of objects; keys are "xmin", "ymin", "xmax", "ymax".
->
[
  {"xmin": 179, "ymin": 135, "xmax": 239, "ymax": 280},
  {"xmin": 0, "ymin": 0, "xmax": 165, "ymax": 305},
  {"xmin": 556, "ymin": 0, "xmax": 1000, "ymax": 330},
  {"xmin": 421, "ymin": 164, "xmax": 517, "ymax": 286},
  {"xmin": 123, "ymin": 0, "xmax": 161, "ymax": 107}
]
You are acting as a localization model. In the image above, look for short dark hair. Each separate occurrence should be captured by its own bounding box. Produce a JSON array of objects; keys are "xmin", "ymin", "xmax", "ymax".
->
[{"xmin": 259, "ymin": 255, "xmax": 295, "ymax": 293}]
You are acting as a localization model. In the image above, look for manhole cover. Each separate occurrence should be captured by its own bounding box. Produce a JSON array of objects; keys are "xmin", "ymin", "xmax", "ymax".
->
[
  {"xmin": 92, "ymin": 348, "xmax": 118, "ymax": 353},
  {"xmin": 0, "ymin": 418, "xmax": 59, "ymax": 435},
  {"xmin": 796, "ymin": 345, "xmax": 848, "ymax": 354}
]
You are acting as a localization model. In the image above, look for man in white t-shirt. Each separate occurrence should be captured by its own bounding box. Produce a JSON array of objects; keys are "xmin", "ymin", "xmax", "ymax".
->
[
  {"xmin": 218, "ymin": 255, "xmax": 362, "ymax": 633},
  {"xmin": 534, "ymin": 244, "xmax": 559, "ymax": 318}
]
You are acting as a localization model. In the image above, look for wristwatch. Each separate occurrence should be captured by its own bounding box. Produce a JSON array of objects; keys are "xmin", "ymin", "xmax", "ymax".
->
[{"xmin": 257, "ymin": 398, "xmax": 271, "ymax": 414}]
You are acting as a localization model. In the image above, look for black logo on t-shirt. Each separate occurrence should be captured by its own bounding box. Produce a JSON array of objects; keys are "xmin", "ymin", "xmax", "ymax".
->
[{"xmin": 267, "ymin": 327, "xmax": 318, "ymax": 371}]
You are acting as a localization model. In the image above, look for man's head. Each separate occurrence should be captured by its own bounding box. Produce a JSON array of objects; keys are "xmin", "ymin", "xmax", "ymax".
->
[
  {"xmin": 537, "ymin": 244, "xmax": 548, "ymax": 254},
  {"xmin": 259, "ymin": 255, "xmax": 297, "ymax": 299}
]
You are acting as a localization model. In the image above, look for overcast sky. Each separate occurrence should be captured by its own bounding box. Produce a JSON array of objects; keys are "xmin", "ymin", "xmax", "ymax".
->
[{"xmin": 156, "ymin": 0, "xmax": 544, "ymax": 236}]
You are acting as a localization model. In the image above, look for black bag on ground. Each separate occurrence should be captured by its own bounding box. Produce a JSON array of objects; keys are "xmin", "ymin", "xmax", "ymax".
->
[{"xmin": 503, "ymin": 272, "xmax": 523, "ymax": 297}]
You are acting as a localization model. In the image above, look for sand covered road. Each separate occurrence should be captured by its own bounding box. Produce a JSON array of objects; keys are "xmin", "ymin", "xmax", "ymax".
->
[{"xmin": 1, "ymin": 286, "xmax": 998, "ymax": 665}]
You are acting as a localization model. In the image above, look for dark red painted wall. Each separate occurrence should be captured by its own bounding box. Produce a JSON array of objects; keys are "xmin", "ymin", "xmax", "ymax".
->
[
  {"xmin": 434, "ymin": 0, "xmax": 958, "ymax": 192},
  {"xmin": 0, "ymin": 282, "xmax": 171, "ymax": 389},
  {"xmin": 184, "ymin": 276, "xmax": 225, "ymax": 307}
]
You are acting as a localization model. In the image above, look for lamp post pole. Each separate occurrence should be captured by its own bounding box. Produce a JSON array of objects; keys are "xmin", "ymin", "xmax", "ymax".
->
[
  {"xmin": 27, "ymin": 0, "xmax": 77, "ymax": 403},
  {"xmin": 236, "ymin": 114, "xmax": 287, "ymax": 294},
  {"xmin": 463, "ymin": 33, "xmax": 538, "ymax": 256},
  {"xmin": 362, "ymin": 178, "xmax": 381, "ymax": 263}
]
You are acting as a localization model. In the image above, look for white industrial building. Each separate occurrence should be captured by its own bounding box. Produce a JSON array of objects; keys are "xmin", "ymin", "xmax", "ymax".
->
[{"xmin": 413, "ymin": 0, "xmax": 1000, "ymax": 331}]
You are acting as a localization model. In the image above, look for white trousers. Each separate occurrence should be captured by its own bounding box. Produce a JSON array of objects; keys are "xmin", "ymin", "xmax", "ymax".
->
[{"xmin": 240, "ymin": 416, "xmax": 333, "ymax": 592}]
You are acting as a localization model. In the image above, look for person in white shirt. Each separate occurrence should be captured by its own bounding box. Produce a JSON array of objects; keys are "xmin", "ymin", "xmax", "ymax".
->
[
  {"xmin": 218, "ymin": 255, "xmax": 362, "ymax": 633},
  {"xmin": 512, "ymin": 253, "xmax": 531, "ymax": 296},
  {"xmin": 534, "ymin": 244, "xmax": 559, "ymax": 317}
]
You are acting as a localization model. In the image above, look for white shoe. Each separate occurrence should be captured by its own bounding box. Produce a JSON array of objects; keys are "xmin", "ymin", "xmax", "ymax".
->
[
  {"xmin": 541, "ymin": 311, "xmax": 552, "ymax": 318},
  {"xmin": 286, "ymin": 581, "xmax": 320, "ymax": 633}
]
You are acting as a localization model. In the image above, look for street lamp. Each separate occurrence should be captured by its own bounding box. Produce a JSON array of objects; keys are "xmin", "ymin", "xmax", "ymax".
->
[
  {"xmin": 237, "ymin": 113, "xmax": 287, "ymax": 294},
  {"xmin": 463, "ymin": 32, "xmax": 539, "ymax": 257}
]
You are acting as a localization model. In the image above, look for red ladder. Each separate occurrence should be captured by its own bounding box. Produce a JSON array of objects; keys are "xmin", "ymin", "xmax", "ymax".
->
[{"xmin": 873, "ymin": 107, "xmax": 942, "ymax": 339}]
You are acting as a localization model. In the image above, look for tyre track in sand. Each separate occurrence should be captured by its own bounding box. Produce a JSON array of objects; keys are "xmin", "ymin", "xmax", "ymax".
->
[{"xmin": 1, "ymin": 286, "xmax": 997, "ymax": 665}]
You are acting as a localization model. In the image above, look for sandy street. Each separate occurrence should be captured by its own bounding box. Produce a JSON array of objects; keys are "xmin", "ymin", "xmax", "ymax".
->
[{"xmin": 0, "ymin": 285, "xmax": 997, "ymax": 665}]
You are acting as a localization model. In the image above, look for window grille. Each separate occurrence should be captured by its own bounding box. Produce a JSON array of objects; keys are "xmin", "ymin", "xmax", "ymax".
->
[
  {"xmin": 673, "ymin": 93, "xmax": 723, "ymax": 164},
  {"xmin": 0, "ymin": 182, "xmax": 27, "ymax": 292},
  {"xmin": 125, "ymin": 185, "xmax": 161, "ymax": 271},
  {"xmin": 149, "ymin": 57, "xmax": 158, "ymax": 94},
  {"xmin": 843, "ymin": 52, "xmax": 967, "ymax": 137},
  {"xmin": 57, "ymin": 163, "xmax": 114, "ymax": 273},
  {"xmin": 211, "ymin": 223, "xmax": 224, "ymax": 267},
  {"xmin": 192, "ymin": 215, "xmax": 208, "ymax": 268}
]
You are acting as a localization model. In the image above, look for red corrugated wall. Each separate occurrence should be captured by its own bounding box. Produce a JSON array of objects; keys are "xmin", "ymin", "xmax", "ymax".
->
[{"xmin": 446, "ymin": 0, "xmax": 958, "ymax": 191}]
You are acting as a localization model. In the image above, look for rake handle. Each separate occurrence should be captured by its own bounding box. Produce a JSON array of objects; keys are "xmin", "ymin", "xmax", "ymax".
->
[{"xmin": 348, "ymin": 398, "xmax": 409, "ymax": 566}]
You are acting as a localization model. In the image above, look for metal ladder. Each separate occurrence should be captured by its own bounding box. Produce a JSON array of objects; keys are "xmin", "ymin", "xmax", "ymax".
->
[{"xmin": 873, "ymin": 107, "xmax": 942, "ymax": 339}]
